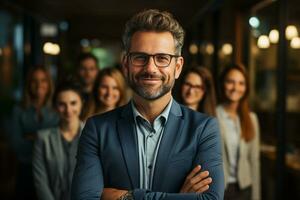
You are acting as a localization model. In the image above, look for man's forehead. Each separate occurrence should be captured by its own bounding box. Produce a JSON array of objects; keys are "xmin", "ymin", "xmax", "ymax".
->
[
  {"xmin": 129, "ymin": 31, "xmax": 176, "ymax": 53},
  {"xmin": 80, "ymin": 58, "xmax": 97, "ymax": 67}
]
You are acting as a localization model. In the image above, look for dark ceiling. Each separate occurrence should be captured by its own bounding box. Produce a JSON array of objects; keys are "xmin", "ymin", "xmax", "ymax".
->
[
  {"xmin": 2, "ymin": 0, "xmax": 267, "ymax": 43},
  {"xmin": 3, "ymin": 0, "xmax": 220, "ymax": 41}
]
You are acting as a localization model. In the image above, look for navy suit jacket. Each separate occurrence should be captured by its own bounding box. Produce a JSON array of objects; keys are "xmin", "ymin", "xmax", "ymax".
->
[{"xmin": 71, "ymin": 100, "xmax": 224, "ymax": 200}]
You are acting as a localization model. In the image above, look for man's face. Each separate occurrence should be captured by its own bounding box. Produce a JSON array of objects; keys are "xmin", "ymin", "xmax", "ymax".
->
[
  {"xmin": 122, "ymin": 31, "xmax": 183, "ymax": 100},
  {"xmin": 78, "ymin": 58, "xmax": 99, "ymax": 86}
]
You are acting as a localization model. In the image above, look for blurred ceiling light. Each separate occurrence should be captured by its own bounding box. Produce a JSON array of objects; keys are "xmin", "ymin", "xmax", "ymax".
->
[
  {"xmin": 222, "ymin": 43, "xmax": 233, "ymax": 55},
  {"xmin": 205, "ymin": 43, "xmax": 214, "ymax": 55},
  {"xmin": 257, "ymin": 35, "xmax": 270, "ymax": 49},
  {"xmin": 291, "ymin": 37, "xmax": 300, "ymax": 49},
  {"xmin": 269, "ymin": 29, "xmax": 279, "ymax": 44},
  {"xmin": 285, "ymin": 25, "xmax": 298, "ymax": 40},
  {"xmin": 249, "ymin": 17, "xmax": 260, "ymax": 28},
  {"xmin": 40, "ymin": 23, "xmax": 58, "ymax": 37},
  {"xmin": 43, "ymin": 42, "xmax": 60, "ymax": 55},
  {"xmin": 59, "ymin": 21, "xmax": 69, "ymax": 31},
  {"xmin": 91, "ymin": 39, "xmax": 101, "ymax": 47},
  {"xmin": 80, "ymin": 39, "xmax": 90, "ymax": 47},
  {"xmin": 252, "ymin": 29, "xmax": 261, "ymax": 38},
  {"xmin": 189, "ymin": 43, "xmax": 198, "ymax": 55}
]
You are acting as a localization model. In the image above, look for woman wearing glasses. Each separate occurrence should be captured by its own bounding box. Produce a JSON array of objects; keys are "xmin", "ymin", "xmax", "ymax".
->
[{"xmin": 178, "ymin": 66, "xmax": 217, "ymax": 116}]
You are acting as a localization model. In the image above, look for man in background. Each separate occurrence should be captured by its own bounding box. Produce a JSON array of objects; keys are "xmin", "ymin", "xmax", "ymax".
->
[{"xmin": 77, "ymin": 52, "xmax": 99, "ymax": 102}]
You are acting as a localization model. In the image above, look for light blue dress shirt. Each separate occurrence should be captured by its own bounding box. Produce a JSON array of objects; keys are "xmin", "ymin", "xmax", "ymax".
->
[
  {"xmin": 131, "ymin": 98, "xmax": 173, "ymax": 189},
  {"xmin": 216, "ymin": 105, "xmax": 241, "ymax": 183}
]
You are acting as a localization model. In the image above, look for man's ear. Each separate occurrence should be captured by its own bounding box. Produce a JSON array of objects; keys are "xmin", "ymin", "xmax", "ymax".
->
[{"xmin": 175, "ymin": 56, "xmax": 184, "ymax": 79}]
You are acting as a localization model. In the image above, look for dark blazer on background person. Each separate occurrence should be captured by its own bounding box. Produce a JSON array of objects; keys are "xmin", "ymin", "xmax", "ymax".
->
[
  {"xmin": 10, "ymin": 105, "xmax": 59, "ymax": 164},
  {"xmin": 33, "ymin": 124, "xmax": 83, "ymax": 200},
  {"xmin": 71, "ymin": 100, "xmax": 224, "ymax": 200}
]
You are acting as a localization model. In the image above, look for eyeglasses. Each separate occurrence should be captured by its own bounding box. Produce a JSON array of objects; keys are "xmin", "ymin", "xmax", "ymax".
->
[
  {"xmin": 182, "ymin": 82, "xmax": 204, "ymax": 91},
  {"xmin": 127, "ymin": 52, "xmax": 180, "ymax": 68}
]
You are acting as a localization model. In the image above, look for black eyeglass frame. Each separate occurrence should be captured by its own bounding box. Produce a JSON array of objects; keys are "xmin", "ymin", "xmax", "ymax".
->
[{"xmin": 127, "ymin": 52, "xmax": 181, "ymax": 68}]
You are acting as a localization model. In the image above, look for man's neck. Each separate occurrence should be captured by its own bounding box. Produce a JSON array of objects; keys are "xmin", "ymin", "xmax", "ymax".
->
[
  {"xmin": 222, "ymin": 102, "xmax": 239, "ymax": 119},
  {"xmin": 133, "ymin": 92, "xmax": 172, "ymax": 123},
  {"xmin": 187, "ymin": 103, "xmax": 198, "ymax": 111}
]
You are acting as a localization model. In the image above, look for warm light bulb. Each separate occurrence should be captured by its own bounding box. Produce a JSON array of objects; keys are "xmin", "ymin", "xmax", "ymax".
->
[
  {"xmin": 222, "ymin": 43, "xmax": 233, "ymax": 55},
  {"xmin": 189, "ymin": 43, "xmax": 198, "ymax": 55},
  {"xmin": 257, "ymin": 35, "xmax": 270, "ymax": 49},
  {"xmin": 291, "ymin": 37, "xmax": 300, "ymax": 49},
  {"xmin": 43, "ymin": 42, "xmax": 60, "ymax": 55},
  {"xmin": 206, "ymin": 43, "xmax": 214, "ymax": 55},
  {"xmin": 269, "ymin": 29, "xmax": 279, "ymax": 44},
  {"xmin": 285, "ymin": 25, "xmax": 298, "ymax": 40}
]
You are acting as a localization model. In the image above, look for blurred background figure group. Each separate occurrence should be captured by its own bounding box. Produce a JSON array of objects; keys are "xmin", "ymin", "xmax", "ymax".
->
[
  {"xmin": 179, "ymin": 64, "xmax": 260, "ymax": 200},
  {"xmin": 6, "ymin": 57, "xmax": 261, "ymax": 200},
  {"xmin": 7, "ymin": 51, "xmax": 129, "ymax": 199}
]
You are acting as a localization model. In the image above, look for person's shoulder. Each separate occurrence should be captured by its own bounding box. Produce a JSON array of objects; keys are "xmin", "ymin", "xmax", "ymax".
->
[
  {"xmin": 88, "ymin": 104, "xmax": 129, "ymax": 124},
  {"xmin": 12, "ymin": 103, "xmax": 28, "ymax": 114},
  {"xmin": 179, "ymin": 103, "xmax": 216, "ymax": 125},
  {"xmin": 37, "ymin": 127, "xmax": 59, "ymax": 140},
  {"xmin": 249, "ymin": 111, "xmax": 258, "ymax": 118}
]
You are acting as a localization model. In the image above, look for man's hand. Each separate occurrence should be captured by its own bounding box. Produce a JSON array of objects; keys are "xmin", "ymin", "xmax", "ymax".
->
[
  {"xmin": 180, "ymin": 165, "xmax": 212, "ymax": 193},
  {"xmin": 101, "ymin": 188, "xmax": 128, "ymax": 200}
]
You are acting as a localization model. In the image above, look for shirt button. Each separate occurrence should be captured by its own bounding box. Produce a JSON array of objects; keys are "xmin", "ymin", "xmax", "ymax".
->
[{"xmin": 148, "ymin": 165, "xmax": 152, "ymax": 169}]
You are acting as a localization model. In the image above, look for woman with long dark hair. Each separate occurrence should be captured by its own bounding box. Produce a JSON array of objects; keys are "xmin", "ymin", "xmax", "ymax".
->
[{"xmin": 216, "ymin": 63, "xmax": 260, "ymax": 200}]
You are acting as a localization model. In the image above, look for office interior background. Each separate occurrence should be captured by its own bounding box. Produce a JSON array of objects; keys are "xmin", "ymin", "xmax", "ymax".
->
[{"xmin": 0, "ymin": 0, "xmax": 299, "ymax": 199}]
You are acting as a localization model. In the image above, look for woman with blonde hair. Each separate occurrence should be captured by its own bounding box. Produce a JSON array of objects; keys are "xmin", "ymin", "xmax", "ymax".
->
[
  {"xmin": 83, "ymin": 67, "xmax": 128, "ymax": 120},
  {"xmin": 216, "ymin": 63, "xmax": 260, "ymax": 200},
  {"xmin": 10, "ymin": 66, "xmax": 59, "ymax": 199},
  {"xmin": 179, "ymin": 66, "xmax": 217, "ymax": 116}
]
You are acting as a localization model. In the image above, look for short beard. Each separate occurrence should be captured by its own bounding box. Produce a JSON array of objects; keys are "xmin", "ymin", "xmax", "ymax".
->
[{"xmin": 127, "ymin": 72, "xmax": 174, "ymax": 100}]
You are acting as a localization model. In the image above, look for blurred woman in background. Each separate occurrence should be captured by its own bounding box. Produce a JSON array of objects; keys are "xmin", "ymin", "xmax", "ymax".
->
[
  {"xmin": 82, "ymin": 67, "xmax": 128, "ymax": 120},
  {"xmin": 10, "ymin": 66, "xmax": 59, "ymax": 199},
  {"xmin": 216, "ymin": 63, "xmax": 260, "ymax": 200},
  {"xmin": 33, "ymin": 81, "xmax": 84, "ymax": 200},
  {"xmin": 179, "ymin": 66, "xmax": 216, "ymax": 116}
]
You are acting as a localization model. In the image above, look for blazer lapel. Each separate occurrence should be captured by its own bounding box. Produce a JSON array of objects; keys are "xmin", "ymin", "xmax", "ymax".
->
[
  {"xmin": 50, "ymin": 128, "xmax": 65, "ymax": 181},
  {"xmin": 117, "ymin": 103, "xmax": 140, "ymax": 188},
  {"xmin": 152, "ymin": 100, "xmax": 184, "ymax": 191}
]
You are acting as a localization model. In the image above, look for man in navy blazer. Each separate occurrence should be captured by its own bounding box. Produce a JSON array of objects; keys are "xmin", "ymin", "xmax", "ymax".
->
[{"xmin": 71, "ymin": 9, "xmax": 224, "ymax": 200}]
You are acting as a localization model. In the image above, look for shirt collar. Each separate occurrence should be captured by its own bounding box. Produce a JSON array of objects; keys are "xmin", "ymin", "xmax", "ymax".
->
[
  {"xmin": 131, "ymin": 98, "xmax": 173, "ymax": 125},
  {"xmin": 217, "ymin": 105, "xmax": 240, "ymax": 121}
]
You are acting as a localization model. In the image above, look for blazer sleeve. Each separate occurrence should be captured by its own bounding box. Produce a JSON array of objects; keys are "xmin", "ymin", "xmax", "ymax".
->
[
  {"xmin": 71, "ymin": 116, "xmax": 224, "ymax": 200},
  {"xmin": 131, "ymin": 117, "xmax": 225, "ymax": 200},
  {"xmin": 32, "ymin": 132, "xmax": 55, "ymax": 200},
  {"xmin": 71, "ymin": 118, "xmax": 103, "ymax": 200},
  {"xmin": 250, "ymin": 113, "xmax": 261, "ymax": 200}
]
